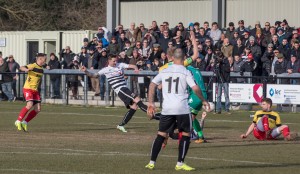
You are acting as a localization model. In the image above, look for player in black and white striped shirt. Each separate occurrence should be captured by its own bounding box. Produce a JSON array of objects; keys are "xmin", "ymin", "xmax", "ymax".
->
[{"xmin": 81, "ymin": 55, "xmax": 149, "ymax": 133}]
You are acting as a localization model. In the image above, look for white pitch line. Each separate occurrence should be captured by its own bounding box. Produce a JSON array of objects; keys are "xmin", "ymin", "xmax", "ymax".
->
[
  {"xmin": 1, "ymin": 111, "xmax": 298, "ymax": 124},
  {"xmin": 0, "ymin": 146, "xmax": 280, "ymax": 166},
  {"xmin": 0, "ymin": 168, "xmax": 94, "ymax": 174}
]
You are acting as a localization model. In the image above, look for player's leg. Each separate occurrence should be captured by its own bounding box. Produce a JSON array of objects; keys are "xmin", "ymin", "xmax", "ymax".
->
[
  {"xmin": 146, "ymin": 115, "xmax": 175, "ymax": 170},
  {"xmin": 175, "ymin": 114, "xmax": 195, "ymax": 171},
  {"xmin": 21, "ymin": 102, "xmax": 41, "ymax": 131},
  {"xmin": 15, "ymin": 101, "xmax": 34, "ymax": 131},
  {"xmin": 256, "ymin": 115, "xmax": 270, "ymax": 132},
  {"xmin": 117, "ymin": 104, "xmax": 138, "ymax": 133},
  {"xmin": 276, "ymin": 125, "xmax": 297, "ymax": 141},
  {"xmin": 189, "ymin": 96, "xmax": 206, "ymax": 143}
]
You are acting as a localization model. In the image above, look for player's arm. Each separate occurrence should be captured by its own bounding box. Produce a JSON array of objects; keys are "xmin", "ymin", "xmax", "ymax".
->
[
  {"xmin": 190, "ymin": 30, "xmax": 198, "ymax": 61},
  {"xmin": 191, "ymin": 85, "xmax": 209, "ymax": 110},
  {"xmin": 127, "ymin": 64, "xmax": 139, "ymax": 72},
  {"xmin": 80, "ymin": 65, "xmax": 99, "ymax": 78},
  {"xmin": 20, "ymin": 64, "xmax": 34, "ymax": 72},
  {"xmin": 240, "ymin": 123, "xmax": 255, "ymax": 139},
  {"xmin": 147, "ymin": 82, "xmax": 157, "ymax": 118}
]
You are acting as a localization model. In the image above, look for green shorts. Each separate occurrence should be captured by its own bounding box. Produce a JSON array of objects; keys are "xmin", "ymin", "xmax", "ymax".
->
[{"xmin": 188, "ymin": 94, "xmax": 202, "ymax": 115}]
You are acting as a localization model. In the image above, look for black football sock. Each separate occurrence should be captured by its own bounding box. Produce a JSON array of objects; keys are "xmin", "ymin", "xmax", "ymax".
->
[
  {"xmin": 150, "ymin": 134, "xmax": 165, "ymax": 162},
  {"xmin": 137, "ymin": 101, "xmax": 148, "ymax": 112},
  {"xmin": 119, "ymin": 108, "xmax": 136, "ymax": 126},
  {"xmin": 178, "ymin": 135, "xmax": 191, "ymax": 163}
]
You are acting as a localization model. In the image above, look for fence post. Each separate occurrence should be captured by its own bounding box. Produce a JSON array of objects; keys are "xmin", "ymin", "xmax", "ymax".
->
[
  {"xmin": 262, "ymin": 77, "xmax": 268, "ymax": 99},
  {"xmin": 61, "ymin": 74, "xmax": 67, "ymax": 105},
  {"xmin": 41, "ymin": 75, "xmax": 46, "ymax": 103},
  {"xmin": 84, "ymin": 74, "xmax": 88, "ymax": 106},
  {"xmin": 105, "ymin": 77, "xmax": 109, "ymax": 106}
]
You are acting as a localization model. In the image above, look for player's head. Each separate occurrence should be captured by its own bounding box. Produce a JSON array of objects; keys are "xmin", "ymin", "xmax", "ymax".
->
[
  {"xmin": 261, "ymin": 98, "xmax": 272, "ymax": 111},
  {"xmin": 36, "ymin": 53, "xmax": 47, "ymax": 66},
  {"xmin": 173, "ymin": 48, "xmax": 184, "ymax": 64},
  {"xmin": 167, "ymin": 47, "xmax": 175, "ymax": 62},
  {"xmin": 108, "ymin": 54, "xmax": 118, "ymax": 67}
]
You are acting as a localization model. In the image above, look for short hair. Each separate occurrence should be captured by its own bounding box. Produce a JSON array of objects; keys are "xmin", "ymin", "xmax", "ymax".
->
[
  {"xmin": 167, "ymin": 47, "xmax": 175, "ymax": 57},
  {"xmin": 212, "ymin": 22, "xmax": 218, "ymax": 26},
  {"xmin": 36, "ymin": 53, "xmax": 46, "ymax": 57},
  {"xmin": 262, "ymin": 98, "xmax": 272, "ymax": 107},
  {"xmin": 173, "ymin": 48, "xmax": 184, "ymax": 60},
  {"xmin": 108, "ymin": 54, "xmax": 117, "ymax": 60}
]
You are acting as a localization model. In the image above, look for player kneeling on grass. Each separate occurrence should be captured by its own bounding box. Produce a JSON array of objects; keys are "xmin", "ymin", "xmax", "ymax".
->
[
  {"xmin": 15, "ymin": 53, "xmax": 47, "ymax": 132},
  {"xmin": 240, "ymin": 98, "xmax": 297, "ymax": 141},
  {"xmin": 81, "ymin": 54, "xmax": 156, "ymax": 133}
]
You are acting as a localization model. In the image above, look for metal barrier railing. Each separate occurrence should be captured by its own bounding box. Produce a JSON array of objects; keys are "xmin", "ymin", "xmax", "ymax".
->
[{"xmin": 1, "ymin": 70, "xmax": 300, "ymax": 107}]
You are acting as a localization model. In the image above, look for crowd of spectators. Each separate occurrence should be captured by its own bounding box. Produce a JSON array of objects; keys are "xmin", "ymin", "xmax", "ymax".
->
[{"xmin": 1, "ymin": 19, "xmax": 300, "ymax": 101}]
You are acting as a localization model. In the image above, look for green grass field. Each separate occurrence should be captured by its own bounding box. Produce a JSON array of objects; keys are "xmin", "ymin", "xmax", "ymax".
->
[{"xmin": 0, "ymin": 102, "xmax": 300, "ymax": 174}]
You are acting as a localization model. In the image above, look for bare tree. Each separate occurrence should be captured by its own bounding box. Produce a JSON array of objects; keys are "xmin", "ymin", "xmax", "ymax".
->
[{"xmin": 0, "ymin": 0, "xmax": 106, "ymax": 31}]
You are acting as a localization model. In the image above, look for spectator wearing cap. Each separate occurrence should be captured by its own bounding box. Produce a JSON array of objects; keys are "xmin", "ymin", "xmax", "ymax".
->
[
  {"xmin": 221, "ymin": 38, "xmax": 233, "ymax": 58},
  {"xmin": 83, "ymin": 38, "xmax": 90, "ymax": 50},
  {"xmin": 240, "ymin": 53, "xmax": 257, "ymax": 79},
  {"xmin": 261, "ymin": 43, "xmax": 275, "ymax": 76},
  {"xmin": 149, "ymin": 43, "xmax": 162, "ymax": 63},
  {"xmin": 187, "ymin": 22, "xmax": 194, "ymax": 31},
  {"xmin": 225, "ymin": 22, "xmax": 235, "ymax": 41},
  {"xmin": 277, "ymin": 27, "xmax": 287, "ymax": 44},
  {"xmin": 117, "ymin": 32, "xmax": 128, "ymax": 52},
  {"xmin": 232, "ymin": 37, "xmax": 245, "ymax": 57},
  {"xmin": 274, "ymin": 53, "xmax": 289, "ymax": 84},
  {"xmin": 248, "ymin": 36, "xmax": 262, "ymax": 62},
  {"xmin": 209, "ymin": 22, "xmax": 222, "ymax": 45},
  {"xmin": 250, "ymin": 21, "xmax": 262, "ymax": 37},
  {"xmin": 60, "ymin": 46, "xmax": 75, "ymax": 69},
  {"xmin": 236, "ymin": 20, "xmax": 248, "ymax": 36},
  {"xmin": 107, "ymin": 36, "xmax": 120, "ymax": 55},
  {"xmin": 278, "ymin": 38, "xmax": 291, "ymax": 59},
  {"xmin": 287, "ymin": 55, "xmax": 300, "ymax": 84},
  {"xmin": 290, "ymin": 41, "xmax": 300, "ymax": 60},
  {"xmin": 46, "ymin": 53, "xmax": 61, "ymax": 99}
]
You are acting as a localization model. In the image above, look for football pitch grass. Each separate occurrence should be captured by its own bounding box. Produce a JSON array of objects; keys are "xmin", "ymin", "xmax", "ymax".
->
[{"xmin": 0, "ymin": 102, "xmax": 300, "ymax": 174}]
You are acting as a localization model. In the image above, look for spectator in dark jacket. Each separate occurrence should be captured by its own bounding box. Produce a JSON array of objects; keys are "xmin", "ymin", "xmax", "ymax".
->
[
  {"xmin": 232, "ymin": 38, "xmax": 245, "ymax": 57},
  {"xmin": 278, "ymin": 38, "xmax": 291, "ymax": 59},
  {"xmin": 261, "ymin": 43, "xmax": 275, "ymax": 76},
  {"xmin": 290, "ymin": 41, "xmax": 300, "ymax": 60},
  {"xmin": 0, "ymin": 57, "xmax": 14, "ymax": 101},
  {"xmin": 60, "ymin": 46, "xmax": 75, "ymax": 69},
  {"xmin": 46, "ymin": 53, "xmax": 61, "ymax": 98},
  {"xmin": 192, "ymin": 57, "xmax": 206, "ymax": 71},
  {"xmin": 274, "ymin": 53, "xmax": 289, "ymax": 84},
  {"xmin": 67, "ymin": 56, "xmax": 80, "ymax": 99},
  {"xmin": 7, "ymin": 55, "xmax": 20, "ymax": 99},
  {"xmin": 287, "ymin": 55, "xmax": 300, "ymax": 84},
  {"xmin": 107, "ymin": 36, "xmax": 120, "ymax": 55},
  {"xmin": 225, "ymin": 22, "xmax": 235, "ymax": 41}
]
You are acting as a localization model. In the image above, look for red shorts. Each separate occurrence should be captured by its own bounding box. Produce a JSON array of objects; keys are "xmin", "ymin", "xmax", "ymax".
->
[
  {"xmin": 23, "ymin": 88, "xmax": 41, "ymax": 102},
  {"xmin": 253, "ymin": 127, "xmax": 275, "ymax": 140}
]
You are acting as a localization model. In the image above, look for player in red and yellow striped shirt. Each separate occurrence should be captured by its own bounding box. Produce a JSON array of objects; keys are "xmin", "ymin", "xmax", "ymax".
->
[{"xmin": 15, "ymin": 53, "xmax": 46, "ymax": 132}]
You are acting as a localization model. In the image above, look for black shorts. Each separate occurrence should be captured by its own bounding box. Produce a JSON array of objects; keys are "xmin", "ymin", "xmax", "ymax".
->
[
  {"xmin": 158, "ymin": 114, "xmax": 192, "ymax": 133},
  {"xmin": 118, "ymin": 87, "xmax": 137, "ymax": 109}
]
